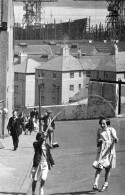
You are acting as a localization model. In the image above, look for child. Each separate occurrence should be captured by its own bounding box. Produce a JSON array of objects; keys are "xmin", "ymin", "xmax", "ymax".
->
[
  {"xmin": 31, "ymin": 131, "xmax": 55, "ymax": 195},
  {"xmin": 92, "ymin": 117, "xmax": 118, "ymax": 192}
]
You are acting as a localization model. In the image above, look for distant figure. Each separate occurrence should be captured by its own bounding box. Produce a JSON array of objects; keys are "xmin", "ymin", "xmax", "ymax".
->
[
  {"xmin": 25, "ymin": 113, "xmax": 34, "ymax": 135},
  {"xmin": 41, "ymin": 110, "xmax": 55, "ymax": 147},
  {"xmin": 7, "ymin": 110, "xmax": 23, "ymax": 150},
  {"xmin": 31, "ymin": 131, "xmax": 55, "ymax": 195},
  {"xmin": 18, "ymin": 112, "xmax": 25, "ymax": 133},
  {"xmin": 30, "ymin": 108, "xmax": 39, "ymax": 120},
  {"xmin": 92, "ymin": 118, "xmax": 118, "ymax": 192}
]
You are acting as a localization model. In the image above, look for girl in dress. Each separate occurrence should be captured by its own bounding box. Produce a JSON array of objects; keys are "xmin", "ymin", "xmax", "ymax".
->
[{"xmin": 92, "ymin": 118, "xmax": 118, "ymax": 192}]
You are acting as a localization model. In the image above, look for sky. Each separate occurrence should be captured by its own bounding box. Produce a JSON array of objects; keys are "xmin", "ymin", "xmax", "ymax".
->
[{"xmin": 13, "ymin": 0, "xmax": 108, "ymax": 26}]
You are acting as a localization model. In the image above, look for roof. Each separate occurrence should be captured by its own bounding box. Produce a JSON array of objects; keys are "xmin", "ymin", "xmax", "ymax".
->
[
  {"xmin": 14, "ymin": 58, "xmax": 40, "ymax": 73},
  {"xmin": 116, "ymin": 51, "xmax": 125, "ymax": 72},
  {"xmin": 96, "ymin": 55, "xmax": 116, "ymax": 72},
  {"xmin": 14, "ymin": 45, "xmax": 52, "ymax": 56},
  {"xmin": 78, "ymin": 55, "xmax": 105, "ymax": 70},
  {"xmin": 70, "ymin": 45, "xmax": 99, "ymax": 56},
  {"xmin": 36, "ymin": 55, "xmax": 83, "ymax": 72}
]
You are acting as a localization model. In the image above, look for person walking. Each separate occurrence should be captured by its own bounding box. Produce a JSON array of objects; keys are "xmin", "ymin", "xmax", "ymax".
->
[
  {"xmin": 41, "ymin": 110, "xmax": 55, "ymax": 147},
  {"xmin": 31, "ymin": 131, "xmax": 55, "ymax": 195},
  {"xmin": 92, "ymin": 117, "xmax": 118, "ymax": 192},
  {"xmin": 7, "ymin": 110, "xmax": 23, "ymax": 150}
]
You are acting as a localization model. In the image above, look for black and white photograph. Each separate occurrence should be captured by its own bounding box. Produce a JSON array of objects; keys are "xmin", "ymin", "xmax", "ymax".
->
[{"xmin": 0, "ymin": 0, "xmax": 125, "ymax": 194}]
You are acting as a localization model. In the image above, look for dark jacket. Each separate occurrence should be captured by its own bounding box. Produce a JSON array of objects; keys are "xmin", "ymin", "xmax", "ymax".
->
[
  {"xmin": 33, "ymin": 138, "xmax": 55, "ymax": 169},
  {"xmin": 7, "ymin": 117, "xmax": 22, "ymax": 136},
  {"xmin": 41, "ymin": 115, "xmax": 55, "ymax": 132}
]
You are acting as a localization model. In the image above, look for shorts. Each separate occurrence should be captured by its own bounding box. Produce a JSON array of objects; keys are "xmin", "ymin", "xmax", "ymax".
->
[{"xmin": 31, "ymin": 161, "xmax": 48, "ymax": 181}]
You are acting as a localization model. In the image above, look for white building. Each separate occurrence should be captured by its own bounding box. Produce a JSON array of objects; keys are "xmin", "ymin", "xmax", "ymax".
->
[{"xmin": 35, "ymin": 45, "xmax": 85, "ymax": 106}]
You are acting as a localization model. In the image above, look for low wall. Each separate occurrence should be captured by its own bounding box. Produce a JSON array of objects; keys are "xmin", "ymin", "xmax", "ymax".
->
[{"xmin": 26, "ymin": 101, "xmax": 116, "ymax": 121}]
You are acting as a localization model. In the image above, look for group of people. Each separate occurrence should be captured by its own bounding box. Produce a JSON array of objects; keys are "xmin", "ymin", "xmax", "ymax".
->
[{"xmin": 6, "ymin": 109, "xmax": 119, "ymax": 194}]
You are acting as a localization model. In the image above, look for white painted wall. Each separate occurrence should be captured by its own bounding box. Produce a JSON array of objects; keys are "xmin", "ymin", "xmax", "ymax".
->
[
  {"xmin": 62, "ymin": 71, "xmax": 84, "ymax": 104},
  {"xmin": 25, "ymin": 75, "xmax": 35, "ymax": 107}
]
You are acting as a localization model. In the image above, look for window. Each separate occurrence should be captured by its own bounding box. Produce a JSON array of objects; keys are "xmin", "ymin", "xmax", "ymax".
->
[
  {"xmin": 86, "ymin": 71, "xmax": 91, "ymax": 77},
  {"xmin": 52, "ymin": 84, "xmax": 56, "ymax": 90},
  {"xmin": 79, "ymin": 71, "xmax": 81, "ymax": 77},
  {"xmin": 14, "ymin": 85, "xmax": 18, "ymax": 94},
  {"xmin": 41, "ymin": 96, "xmax": 44, "ymax": 103},
  {"xmin": 15, "ymin": 73, "xmax": 19, "ymax": 81},
  {"xmin": 69, "ymin": 85, "xmax": 74, "ymax": 91},
  {"xmin": 79, "ymin": 84, "xmax": 81, "ymax": 90},
  {"xmin": 41, "ymin": 83, "xmax": 45, "ymax": 89},
  {"xmin": 104, "ymin": 72, "xmax": 109, "ymax": 80},
  {"xmin": 41, "ymin": 71, "xmax": 45, "ymax": 77},
  {"xmin": 96, "ymin": 71, "xmax": 99, "ymax": 79},
  {"xmin": 70, "ymin": 72, "xmax": 74, "ymax": 78},
  {"xmin": 53, "ymin": 72, "xmax": 56, "ymax": 78}
]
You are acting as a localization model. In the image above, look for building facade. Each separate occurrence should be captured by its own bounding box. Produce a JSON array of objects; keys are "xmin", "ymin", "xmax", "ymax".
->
[
  {"xmin": 35, "ymin": 45, "xmax": 85, "ymax": 106},
  {"xmin": 14, "ymin": 56, "xmax": 40, "ymax": 111},
  {"xmin": 0, "ymin": 0, "xmax": 14, "ymax": 135}
]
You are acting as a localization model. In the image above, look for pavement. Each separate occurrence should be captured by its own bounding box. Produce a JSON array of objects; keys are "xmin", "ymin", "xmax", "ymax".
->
[
  {"xmin": 0, "ymin": 131, "xmax": 36, "ymax": 195},
  {"xmin": 0, "ymin": 118, "xmax": 125, "ymax": 195}
]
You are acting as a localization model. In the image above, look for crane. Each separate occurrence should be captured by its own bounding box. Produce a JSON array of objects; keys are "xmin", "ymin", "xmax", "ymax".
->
[
  {"xmin": 106, "ymin": 0, "xmax": 125, "ymax": 40},
  {"xmin": 14, "ymin": 0, "xmax": 58, "ymax": 26}
]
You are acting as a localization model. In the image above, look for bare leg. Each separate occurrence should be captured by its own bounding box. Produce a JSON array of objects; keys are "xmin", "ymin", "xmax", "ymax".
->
[
  {"xmin": 94, "ymin": 168, "xmax": 102, "ymax": 186},
  {"xmin": 32, "ymin": 180, "xmax": 37, "ymax": 195},
  {"xmin": 105, "ymin": 167, "xmax": 111, "ymax": 185},
  {"xmin": 39, "ymin": 179, "xmax": 45, "ymax": 195}
]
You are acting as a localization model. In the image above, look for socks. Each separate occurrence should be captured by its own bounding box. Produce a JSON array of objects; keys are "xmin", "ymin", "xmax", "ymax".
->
[
  {"xmin": 39, "ymin": 188, "xmax": 44, "ymax": 195},
  {"xmin": 104, "ymin": 182, "xmax": 108, "ymax": 186}
]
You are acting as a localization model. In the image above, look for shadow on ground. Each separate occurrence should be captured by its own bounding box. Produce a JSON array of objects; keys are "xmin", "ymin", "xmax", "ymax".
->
[
  {"xmin": 50, "ymin": 190, "xmax": 97, "ymax": 195},
  {"xmin": 0, "ymin": 192, "xmax": 26, "ymax": 195}
]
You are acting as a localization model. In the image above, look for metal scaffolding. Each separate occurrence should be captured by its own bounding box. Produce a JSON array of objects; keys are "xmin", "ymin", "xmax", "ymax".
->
[{"xmin": 106, "ymin": 0, "xmax": 125, "ymax": 40}]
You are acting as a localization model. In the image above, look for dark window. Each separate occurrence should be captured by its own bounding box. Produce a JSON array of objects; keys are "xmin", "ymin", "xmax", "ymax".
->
[
  {"xmin": 69, "ymin": 85, "xmax": 74, "ymax": 91},
  {"xmin": 53, "ymin": 72, "xmax": 56, "ymax": 78},
  {"xmin": 79, "ymin": 71, "xmax": 81, "ymax": 77},
  {"xmin": 70, "ymin": 72, "xmax": 74, "ymax": 78},
  {"xmin": 86, "ymin": 70, "xmax": 91, "ymax": 77},
  {"xmin": 104, "ymin": 72, "xmax": 109, "ymax": 80},
  {"xmin": 14, "ymin": 85, "xmax": 18, "ymax": 94},
  {"xmin": 79, "ymin": 84, "xmax": 81, "ymax": 90},
  {"xmin": 15, "ymin": 73, "xmax": 19, "ymax": 81},
  {"xmin": 41, "ymin": 71, "xmax": 45, "ymax": 77},
  {"xmin": 41, "ymin": 96, "xmax": 44, "ymax": 103}
]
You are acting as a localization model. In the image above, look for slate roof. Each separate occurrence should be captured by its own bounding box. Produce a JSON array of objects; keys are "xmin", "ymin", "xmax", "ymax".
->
[
  {"xmin": 36, "ymin": 55, "xmax": 83, "ymax": 72},
  {"xmin": 14, "ymin": 58, "xmax": 40, "ymax": 73},
  {"xmin": 78, "ymin": 55, "xmax": 106, "ymax": 70},
  {"xmin": 96, "ymin": 55, "xmax": 116, "ymax": 72},
  {"xmin": 14, "ymin": 45, "xmax": 52, "ymax": 56},
  {"xmin": 116, "ymin": 51, "xmax": 125, "ymax": 72}
]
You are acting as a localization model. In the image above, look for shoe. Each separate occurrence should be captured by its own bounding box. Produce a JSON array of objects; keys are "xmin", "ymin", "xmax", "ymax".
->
[
  {"xmin": 92, "ymin": 185, "xmax": 99, "ymax": 191},
  {"xmin": 100, "ymin": 184, "xmax": 108, "ymax": 192},
  {"xmin": 14, "ymin": 147, "xmax": 17, "ymax": 151}
]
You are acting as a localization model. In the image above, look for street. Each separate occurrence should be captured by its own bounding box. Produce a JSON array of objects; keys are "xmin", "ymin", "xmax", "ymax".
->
[{"xmin": 27, "ymin": 118, "xmax": 125, "ymax": 195}]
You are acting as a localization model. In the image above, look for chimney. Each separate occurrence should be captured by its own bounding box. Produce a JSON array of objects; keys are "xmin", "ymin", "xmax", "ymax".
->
[
  {"xmin": 60, "ymin": 45, "xmax": 70, "ymax": 56},
  {"xmin": 114, "ymin": 44, "xmax": 118, "ymax": 55},
  {"xmin": 78, "ymin": 48, "xmax": 82, "ymax": 59},
  {"xmin": 19, "ymin": 52, "xmax": 27, "ymax": 63}
]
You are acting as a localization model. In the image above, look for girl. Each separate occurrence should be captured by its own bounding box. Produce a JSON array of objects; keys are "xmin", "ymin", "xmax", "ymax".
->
[
  {"xmin": 92, "ymin": 118, "xmax": 118, "ymax": 192},
  {"xmin": 31, "ymin": 131, "xmax": 55, "ymax": 195}
]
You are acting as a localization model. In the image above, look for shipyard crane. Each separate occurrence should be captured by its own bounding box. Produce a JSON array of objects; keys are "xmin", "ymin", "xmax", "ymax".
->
[
  {"xmin": 14, "ymin": 0, "xmax": 58, "ymax": 26},
  {"xmin": 106, "ymin": 0, "xmax": 125, "ymax": 40},
  {"xmin": 73, "ymin": 0, "xmax": 125, "ymax": 40}
]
